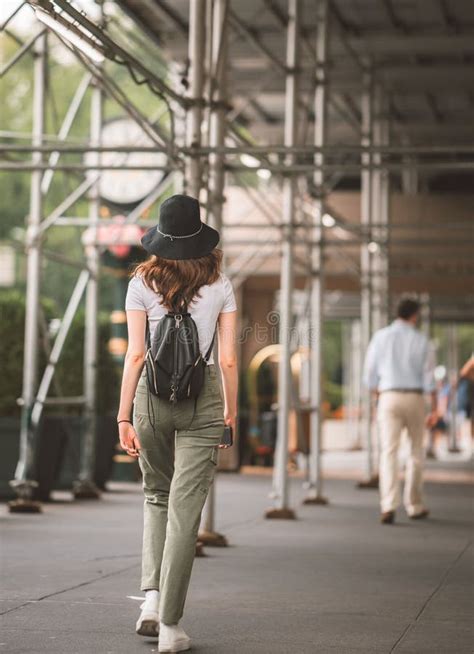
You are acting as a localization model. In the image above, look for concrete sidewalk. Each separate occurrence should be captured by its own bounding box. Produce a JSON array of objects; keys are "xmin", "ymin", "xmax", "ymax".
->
[{"xmin": 1, "ymin": 462, "xmax": 473, "ymax": 654}]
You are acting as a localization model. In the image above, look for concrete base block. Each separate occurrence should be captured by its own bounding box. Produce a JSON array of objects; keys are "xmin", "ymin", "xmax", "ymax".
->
[
  {"xmin": 72, "ymin": 479, "xmax": 101, "ymax": 499},
  {"xmin": 198, "ymin": 530, "xmax": 229, "ymax": 547},
  {"xmin": 302, "ymin": 495, "xmax": 329, "ymax": 506},
  {"xmin": 7, "ymin": 498, "xmax": 43, "ymax": 513},
  {"xmin": 264, "ymin": 507, "xmax": 296, "ymax": 519}
]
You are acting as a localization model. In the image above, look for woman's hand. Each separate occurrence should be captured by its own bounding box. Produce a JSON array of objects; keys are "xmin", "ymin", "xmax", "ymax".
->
[
  {"xmin": 224, "ymin": 409, "xmax": 236, "ymax": 432},
  {"xmin": 118, "ymin": 422, "xmax": 142, "ymax": 458},
  {"xmin": 219, "ymin": 409, "xmax": 236, "ymax": 449}
]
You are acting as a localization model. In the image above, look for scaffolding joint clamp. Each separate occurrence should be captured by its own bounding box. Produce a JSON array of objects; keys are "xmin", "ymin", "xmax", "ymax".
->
[
  {"xmin": 186, "ymin": 97, "xmax": 207, "ymax": 109},
  {"xmin": 208, "ymin": 98, "xmax": 233, "ymax": 112}
]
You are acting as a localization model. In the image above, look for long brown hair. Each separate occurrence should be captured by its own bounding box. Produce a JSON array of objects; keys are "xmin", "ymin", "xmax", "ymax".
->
[{"xmin": 131, "ymin": 248, "xmax": 223, "ymax": 312}]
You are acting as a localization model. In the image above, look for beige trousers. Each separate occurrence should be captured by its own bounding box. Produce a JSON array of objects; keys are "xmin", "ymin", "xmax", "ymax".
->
[{"xmin": 376, "ymin": 391, "xmax": 427, "ymax": 516}]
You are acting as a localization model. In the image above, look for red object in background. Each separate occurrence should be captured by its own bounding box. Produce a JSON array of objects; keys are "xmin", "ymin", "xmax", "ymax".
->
[
  {"xmin": 255, "ymin": 445, "xmax": 273, "ymax": 456},
  {"xmin": 82, "ymin": 215, "xmax": 145, "ymax": 259}
]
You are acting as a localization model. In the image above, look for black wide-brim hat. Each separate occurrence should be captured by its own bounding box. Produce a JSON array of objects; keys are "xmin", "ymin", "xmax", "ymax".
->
[{"xmin": 141, "ymin": 194, "xmax": 220, "ymax": 260}]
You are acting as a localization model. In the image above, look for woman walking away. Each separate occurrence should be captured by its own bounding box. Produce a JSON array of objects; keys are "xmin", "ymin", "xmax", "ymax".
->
[{"xmin": 116, "ymin": 194, "xmax": 238, "ymax": 652}]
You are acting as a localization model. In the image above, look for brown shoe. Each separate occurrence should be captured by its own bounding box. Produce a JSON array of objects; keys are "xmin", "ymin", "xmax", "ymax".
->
[
  {"xmin": 409, "ymin": 509, "xmax": 430, "ymax": 520},
  {"xmin": 380, "ymin": 510, "xmax": 395, "ymax": 524}
]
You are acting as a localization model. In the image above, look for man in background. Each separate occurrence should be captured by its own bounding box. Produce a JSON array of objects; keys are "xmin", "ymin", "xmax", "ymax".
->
[{"xmin": 363, "ymin": 298, "xmax": 437, "ymax": 524}]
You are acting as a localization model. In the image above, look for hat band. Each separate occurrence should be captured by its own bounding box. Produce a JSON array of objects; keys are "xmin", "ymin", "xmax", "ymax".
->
[{"xmin": 156, "ymin": 223, "xmax": 203, "ymax": 242}]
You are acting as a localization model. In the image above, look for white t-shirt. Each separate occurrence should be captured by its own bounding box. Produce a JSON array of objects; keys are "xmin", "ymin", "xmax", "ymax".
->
[{"xmin": 125, "ymin": 271, "xmax": 237, "ymax": 365}]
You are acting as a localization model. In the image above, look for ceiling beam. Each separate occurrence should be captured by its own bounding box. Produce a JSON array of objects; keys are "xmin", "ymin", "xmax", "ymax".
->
[
  {"xmin": 165, "ymin": 34, "xmax": 474, "ymax": 62},
  {"xmin": 229, "ymin": 64, "xmax": 474, "ymax": 92}
]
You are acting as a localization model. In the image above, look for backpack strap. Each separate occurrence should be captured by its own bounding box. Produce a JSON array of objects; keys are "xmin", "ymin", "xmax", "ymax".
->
[
  {"xmin": 145, "ymin": 314, "xmax": 151, "ymax": 350},
  {"xmin": 203, "ymin": 325, "xmax": 217, "ymax": 363},
  {"xmin": 142, "ymin": 314, "xmax": 156, "ymax": 437}
]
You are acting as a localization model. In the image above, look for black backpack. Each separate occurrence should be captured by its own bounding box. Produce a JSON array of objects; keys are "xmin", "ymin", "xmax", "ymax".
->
[{"xmin": 144, "ymin": 304, "xmax": 216, "ymax": 404}]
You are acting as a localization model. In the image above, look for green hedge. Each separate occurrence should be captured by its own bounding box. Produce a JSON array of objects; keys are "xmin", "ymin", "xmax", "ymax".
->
[{"xmin": 0, "ymin": 290, "xmax": 120, "ymax": 417}]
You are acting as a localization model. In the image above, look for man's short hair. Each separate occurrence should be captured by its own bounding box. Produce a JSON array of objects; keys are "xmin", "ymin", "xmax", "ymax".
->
[{"xmin": 397, "ymin": 297, "xmax": 420, "ymax": 320}]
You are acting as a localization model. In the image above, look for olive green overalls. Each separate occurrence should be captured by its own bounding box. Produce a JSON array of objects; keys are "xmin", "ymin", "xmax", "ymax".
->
[{"xmin": 133, "ymin": 363, "xmax": 224, "ymax": 625}]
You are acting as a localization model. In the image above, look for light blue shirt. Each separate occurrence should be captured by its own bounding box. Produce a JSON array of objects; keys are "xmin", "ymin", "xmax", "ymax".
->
[{"xmin": 363, "ymin": 319, "xmax": 435, "ymax": 393}]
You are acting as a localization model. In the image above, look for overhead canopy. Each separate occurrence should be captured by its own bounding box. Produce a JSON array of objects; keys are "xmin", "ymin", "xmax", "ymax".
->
[
  {"xmin": 117, "ymin": 0, "xmax": 474, "ymax": 150},
  {"xmin": 21, "ymin": 0, "xmax": 474, "ymax": 319},
  {"xmin": 112, "ymin": 0, "xmax": 474, "ymax": 317}
]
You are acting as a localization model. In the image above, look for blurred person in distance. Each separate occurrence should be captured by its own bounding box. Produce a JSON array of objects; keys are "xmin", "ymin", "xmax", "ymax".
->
[
  {"xmin": 458, "ymin": 354, "xmax": 474, "ymax": 443},
  {"xmin": 426, "ymin": 365, "xmax": 450, "ymax": 459},
  {"xmin": 363, "ymin": 297, "xmax": 437, "ymax": 525}
]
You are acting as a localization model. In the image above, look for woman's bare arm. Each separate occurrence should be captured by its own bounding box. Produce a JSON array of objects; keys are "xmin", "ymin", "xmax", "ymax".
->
[
  {"xmin": 217, "ymin": 310, "xmax": 238, "ymax": 433},
  {"xmin": 116, "ymin": 309, "xmax": 147, "ymax": 457}
]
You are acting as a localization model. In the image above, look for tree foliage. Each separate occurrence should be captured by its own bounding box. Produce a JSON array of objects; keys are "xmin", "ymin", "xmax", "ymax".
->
[{"xmin": 0, "ymin": 289, "xmax": 119, "ymax": 416}]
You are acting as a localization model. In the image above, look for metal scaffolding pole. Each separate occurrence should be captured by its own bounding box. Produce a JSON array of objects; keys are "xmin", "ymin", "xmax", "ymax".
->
[
  {"xmin": 200, "ymin": 0, "xmax": 230, "ymax": 546},
  {"xmin": 4, "ymin": 143, "xmax": 474, "ymax": 156},
  {"xmin": 3, "ymin": 160, "xmax": 474, "ymax": 173},
  {"xmin": 73, "ymin": 75, "xmax": 102, "ymax": 499},
  {"xmin": 401, "ymin": 136, "xmax": 419, "ymax": 195},
  {"xmin": 185, "ymin": 0, "xmax": 206, "ymax": 199},
  {"xmin": 4, "ymin": 143, "xmax": 474, "ymax": 157},
  {"xmin": 30, "ymin": 271, "xmax": 91, "ymax": 430},
  {"xmin": 421, "ymin": 293, "xmax": 437, "ymax": 459},
  {"xmin": 349, "ymin": 319, "xmax": 363, "ymax": 450},
  {"xmin": 369, "ymin": 87, "xmax": 390, "ymax": 474},
  {"xmin": 371, "ymin": 85, "xmax": 390, "ymax": 332},
  {"xmin": 379, "ymin": 98, "xmax": 390, "ymax": 327},
  {"xmin": 0, "ymin": 27, "xmax": 46, "ymax": 77},
  {"xmin": 371, "ymin": 85, "xmax": 382, "ymax": 334},
  {"xmin": 358, "ymin": 66, "xmax": 378, "ymax": 488},
  {"xmin": 342, "ymin": 319, "xmax": 352, "ymax": 413},
  {"xmin": 303, "ymin": 0, "xmax": 329, "ymax": 506},
  {"xmin": 41, "ymin": 73, "xmax": 92, "ymax": 194},
  {"xmin": 420, "ymin": 293, "xmax": 431, "ymax": 339},
  {"xmin": 266, "ymin": 0, "xmax": 299, "ymax": 520},
  {"xmin": 447, "ymin": 324, "xmax": 461, "ymax": 453},
  {"xmin": 9, "ymin": 32, "xmax": 47, "ymax": 512},
  {"xmin": 207, "ymin": 0, "xmax": 228, "ymax": 229}
]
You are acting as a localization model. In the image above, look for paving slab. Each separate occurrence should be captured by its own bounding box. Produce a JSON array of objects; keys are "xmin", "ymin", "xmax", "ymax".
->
[
  {"xmin": 394, "ymin": 620, "xmax": 474, "ymax": 654},
  {"xmin": 1, "ymin": 461, "xmax": 472, "ymax": 654}
]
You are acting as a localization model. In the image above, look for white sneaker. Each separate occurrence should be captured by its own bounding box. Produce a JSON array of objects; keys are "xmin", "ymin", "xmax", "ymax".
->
[
  {"xmin": 158, "ymin": 622, "xmax": 191, "ymax": 652},
  {"xmin": 135, "ymin": 598, "xmax": 160, "ymax": 637}
]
